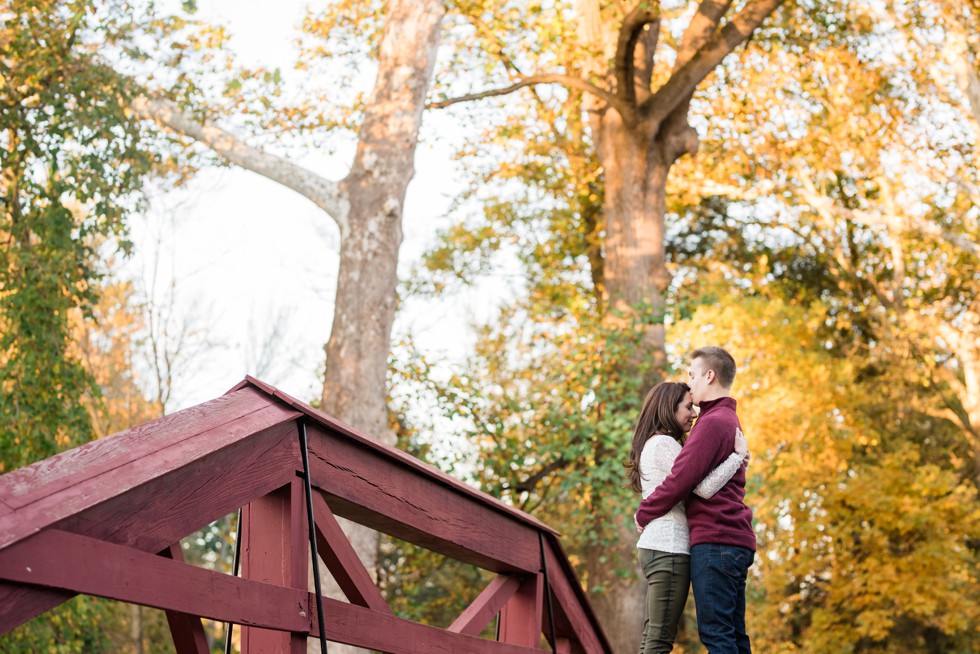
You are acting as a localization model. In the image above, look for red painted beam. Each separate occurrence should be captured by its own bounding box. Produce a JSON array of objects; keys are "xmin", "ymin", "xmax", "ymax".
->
[
  {"xmin": 311, "ymin": 491, "xmax": 391, "ymax": 613},
  {"xmin": 310, "ymin": 597, "xmax": 547, "ymax": 654},
  {"xmin": 237, "ymin": 377, "xmax": 556, "ymax": 533},
  {"xmin": 542, "ymin": 544, "xmax": 607, "ymax": 654},
  {"xmin": 0, "ymin": 529, "xmax": 575, "ymax": 654},
  {"xmin": 448, "ymin": 574, "xmax": 521, "ymax": 636},
  {"xmin": 0, "ymin": 388, "xmax": 285, "ymax": 515},
  {"xmin": 0, "ymin": 583, "xmax": 73, "ymax": 633},
  {"xmin": 499, "ymin": 574, "xmax": 544, "ymax": 647},
  {"xmin": 0, "ymin": 529, "xmax": 311, "ymax": 633},
  {"xmin": 0, "ymin": 420, "xmax": 302, "ymax": 631},
  {"xmin": 240, "ymin": 481, "xmax": 309, "ymax": 653},
  {"xmin": 0, "ymin": 401, "xmax": 301, "ymax": 551},
  {"xmin": 304, "ymin": 422, "xmax": 542, "ymax": 573},
  {"xmin": 161, "ymin": 544, "xmax": 211, "ymax": 654}
]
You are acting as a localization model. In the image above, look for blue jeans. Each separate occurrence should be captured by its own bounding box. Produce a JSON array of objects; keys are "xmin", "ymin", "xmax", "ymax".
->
[{"xmin": 690, "ymin": 544, "xmax": 754, "ymax": 654}]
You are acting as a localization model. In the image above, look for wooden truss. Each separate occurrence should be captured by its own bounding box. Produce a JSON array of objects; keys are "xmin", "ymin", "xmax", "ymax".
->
[{"xmin": 0, "ymin": 377, "xmax": 611, "ymax": 653}]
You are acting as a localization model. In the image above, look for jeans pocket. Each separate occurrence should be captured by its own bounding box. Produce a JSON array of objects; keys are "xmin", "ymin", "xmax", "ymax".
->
[{"xmin": 721, "ymin": 547, "xmax": 753, "ymax": 578}]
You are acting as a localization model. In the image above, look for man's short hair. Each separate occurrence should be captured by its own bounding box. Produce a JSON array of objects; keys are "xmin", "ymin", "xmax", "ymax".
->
[{"xmin": 692, "ymin": 346, "xmax": 737, "ymax": 388}]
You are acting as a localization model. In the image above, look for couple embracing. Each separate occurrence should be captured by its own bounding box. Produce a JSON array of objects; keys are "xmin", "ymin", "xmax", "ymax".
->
[{"xmin": 626, "ymin": 346, "xmax": 756, "ymax": 654}]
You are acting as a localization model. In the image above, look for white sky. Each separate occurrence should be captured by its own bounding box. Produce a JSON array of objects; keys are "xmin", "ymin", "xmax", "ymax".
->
[{"xmin": 131, "ymin": 0, "xmax": 484, "ymax": 411}]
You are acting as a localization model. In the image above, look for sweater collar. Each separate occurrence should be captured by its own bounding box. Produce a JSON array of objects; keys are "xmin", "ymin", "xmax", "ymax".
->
[{"xmin": 697, "ymin": 396, "xmax": 737, "ymax": 415}]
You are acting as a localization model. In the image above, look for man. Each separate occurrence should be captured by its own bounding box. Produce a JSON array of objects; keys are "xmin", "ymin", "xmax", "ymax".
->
[{"xmin": 634, "ymin": 346, "xmax": 755, "ymax": 654}]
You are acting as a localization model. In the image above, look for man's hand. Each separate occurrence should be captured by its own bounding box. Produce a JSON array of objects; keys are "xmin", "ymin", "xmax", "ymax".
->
[
  {"xmin": 735, "ymin": 427, "xmax": 751, "ymax": 465},
  {"xmin": 634, "ymin": 512, "xmax": 644, "ymax": 534}
]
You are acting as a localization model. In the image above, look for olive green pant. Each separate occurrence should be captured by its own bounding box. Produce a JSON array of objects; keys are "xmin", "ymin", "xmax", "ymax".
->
[{"xmin": 637, "ymin": 548, "xmax": 691, "ymax": 654}]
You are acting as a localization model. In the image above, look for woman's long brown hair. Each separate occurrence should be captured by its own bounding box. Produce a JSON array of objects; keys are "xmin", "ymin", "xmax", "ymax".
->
[{"xmin": 624, "ymin": 382, "xmax": 691, "ymax": 493}]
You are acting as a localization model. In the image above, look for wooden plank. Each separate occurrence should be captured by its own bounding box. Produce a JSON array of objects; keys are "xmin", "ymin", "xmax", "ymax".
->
[
  {"xmin": 311, "ymin": 491, "xmax": 391, "ymax": 613},
  {"xmin": 499, "ymin": 574, "xmax": 543, "ymax": 647},
  {"xmin": 239, "ymin": 377, "xmax": 557, "ymax": 535},
  {"xmin": 542, "ymin": 544, "xmax": 607, "ymax": 654},
  {"xmin": 0, "ymin": 403, "xmax": 301, "ymax": 550},
  {"xmin": 0, "ymin": 529, "xmax": 310, "ymax": 632},
  {"xmin": 304, "ymin": 422, "xmax": 542, "ymax": 573},
  {"xmin": 0, "ymin": 582, "xmax": 74, "ymax": 634},
  {"xmin": 0, "ymin": 420, "xmax": 301, "ymax": 630},
  {"xmin": 161, "ymin": 544, "xmax": 211, "ymax": 654},
  {"xmin": 240, "ymin": 482, "xmax": 308, "ymax": 654},
  {"xmin": 0, "ymin": 388, "xmax": 273, "ymax": 509},
  {"xmin": 310, "ymin": 596, "xmax": 545, "ymax": 654},
  {"xmin": 448, "ymin": 574, "xmax": 521, "ymax": 636},
  {"xmin": 8, "ymin": 417, "xmax": 299, "ymax": 551}
]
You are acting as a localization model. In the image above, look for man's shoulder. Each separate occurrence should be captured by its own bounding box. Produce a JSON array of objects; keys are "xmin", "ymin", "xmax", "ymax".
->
[
  {"xmin": 692, "ymin": 406, "xmax": 738, "ymax": 438},
  {"xmin": 695, "ymin": 408, "xmax": 737, "ymax": 427}
]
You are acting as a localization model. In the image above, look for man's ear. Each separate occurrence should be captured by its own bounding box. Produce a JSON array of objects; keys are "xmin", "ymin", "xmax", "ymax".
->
[{"xmin": 705, "ymin": 369, "xmax": 716, "ymax": 385}]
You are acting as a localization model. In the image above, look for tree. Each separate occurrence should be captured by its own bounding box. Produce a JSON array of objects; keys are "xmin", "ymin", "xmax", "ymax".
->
[
  {"xmin": 0, "ymin": 1, "xmax": 175, "ymax": 650},
  {"xmin": 129, "ymin": 3, "xmax": 446, "ymax": 652},
  {"xmin": 0, "ymin": 0, "xmax": 156, "ymax": 470},
  {"xmin": 657, "ymin": 2, "xmax": 980, "ymax": 647},
  {"xmin": 416, "ymin": 2, "xmax": 787, "ymax": 648}
]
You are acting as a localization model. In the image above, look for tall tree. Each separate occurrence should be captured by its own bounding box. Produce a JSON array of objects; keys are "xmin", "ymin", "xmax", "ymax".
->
[
  {"xmin": 0, "ymin": 0, "xmax": 156, "ymax": 470},
  {"xmin": 0, "ymin": 1, "xmax": 175, "ymax": 649},
  {"xmin": 421, "ymin": 2, "xmax": 786, "ymax": 648},
  {"xmin": 130, "ymin": 2, "xmax": 445, "ymax": 651}
]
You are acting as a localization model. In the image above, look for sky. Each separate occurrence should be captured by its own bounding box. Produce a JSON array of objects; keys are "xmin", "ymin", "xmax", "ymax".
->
[{"xmin": 131, "ymin": 0, "xmax": 485, "ymax": 412}]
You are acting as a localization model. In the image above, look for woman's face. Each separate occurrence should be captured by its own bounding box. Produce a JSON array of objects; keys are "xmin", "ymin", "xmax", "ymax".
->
[{"xmin": 674, "ymin": 392, "xmax": 696, "ymax": 434}]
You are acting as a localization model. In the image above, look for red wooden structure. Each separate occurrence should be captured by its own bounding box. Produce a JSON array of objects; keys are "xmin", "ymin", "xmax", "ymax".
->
[{"xmin": 0, "ymin": 377, "xmax": 611, "ymax": 653}]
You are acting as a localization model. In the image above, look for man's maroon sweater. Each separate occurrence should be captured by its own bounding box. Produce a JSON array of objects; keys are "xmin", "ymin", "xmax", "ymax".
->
[{"xmin": 635, "ymin": 396, "xmax": 756, "ymax": 552}]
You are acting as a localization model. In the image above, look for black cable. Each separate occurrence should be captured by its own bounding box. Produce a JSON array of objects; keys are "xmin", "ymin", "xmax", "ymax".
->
[{"xmin": 299, "ymin": 420, "xmax": 329, "ymax": 654}]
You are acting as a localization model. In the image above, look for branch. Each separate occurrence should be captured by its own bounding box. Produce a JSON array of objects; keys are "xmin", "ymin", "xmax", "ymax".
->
[
  {"xmin": 813, "ymin": 197, "xmax": 979, "ymax": 259},
  {"xmin": 640, "ymin": 0, "xmax": 784, "ymax": 125},
  {"xmin": 674, "ymin": 0, "xmax": 734, "ymax": 72},
  {"xmin": 510, "ymin": 457, "xmax": 569, "ymax": 494},
  {"xmin": 427, "ymin": 73, "xmax": 629, "ymax": 118},
  {"xmin": 132, "ymin": 95, "xmax": 350, "ymax": 237},
  {"xmin": 614, "ymin": 4, "xmax": 659, "ymax": 110}
]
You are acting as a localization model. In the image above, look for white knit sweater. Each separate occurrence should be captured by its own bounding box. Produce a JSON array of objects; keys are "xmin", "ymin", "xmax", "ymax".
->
[{"xmin": 636, "ymin": 434, "xmax": 745, "ymax": 554}]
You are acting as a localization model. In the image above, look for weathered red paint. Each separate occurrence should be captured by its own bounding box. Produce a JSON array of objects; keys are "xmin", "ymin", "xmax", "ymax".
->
[
  {"xmin": 240, "ymin": 481, "xmax": 308, "ymax": 653},
  {"xmin": 449, "ymin": 574, "xmax": 521, "ymax": 636},
  {"xmin": 161, "ymin": 544, "xmax": 212, "ymax": 654},
  {"xmin": 0, "ymin": 377, "xmax": 611, "ymax": 653},
  {"xmin": 312, "ymin": 491, "xmax": 391, "ymax": 613},
  {"xmin": 500, "ymin": 574, "xmax": 545, "ymax": 647}
]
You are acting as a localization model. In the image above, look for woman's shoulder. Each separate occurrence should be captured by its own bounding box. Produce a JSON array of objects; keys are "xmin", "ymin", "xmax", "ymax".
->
[{"xmin": 641, "ymin": 434, "xmax": 682, "ymax": 455}]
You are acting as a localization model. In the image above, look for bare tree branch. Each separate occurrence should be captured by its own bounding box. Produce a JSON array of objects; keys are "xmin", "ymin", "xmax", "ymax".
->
[
  {"xmin": 674, "ymin": 0, "xmax": 734, "ymax": 72},
  {"xmin": 614, "ymin": 4, "xmax": 659, "ymax": 111},
  {"xmin": 132, "ymin": 95, "xmax": 351, "ymax": 237},
  {"xmin": 796, "ymin": 180, "xmax": 980, "ymax": 258},
  {"xmin": 427, "ymin": 73, "xmax": 630, "ymax": 117},
  {"xmin": 640, "ymin": 0, "xmax": 784, "ymax": 126}
]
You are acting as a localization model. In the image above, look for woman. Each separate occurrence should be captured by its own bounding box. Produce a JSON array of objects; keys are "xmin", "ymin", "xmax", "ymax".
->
[{"xmin": 625, "ymin": 382, "xmax": 748, "ymax": 654}]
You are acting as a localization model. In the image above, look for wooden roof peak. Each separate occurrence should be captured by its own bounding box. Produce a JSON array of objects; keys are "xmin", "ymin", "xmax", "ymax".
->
[{"xmin": 0, "ymin": 377, "xmax": 611, "ymax": 653}]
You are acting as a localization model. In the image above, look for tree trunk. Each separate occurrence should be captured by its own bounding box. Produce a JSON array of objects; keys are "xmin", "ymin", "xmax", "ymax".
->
[
  {"xmin": 596, "ymin": 111, "xmax": 673, "ymax": 380},
  {"xmin": 586, "ymin": 107, "xmax": 696, "ymax": 654},
  {"xmin": 315, "ymin": 2, "xmax": 444, "ymax": 652},
  {"xmin": 570, "ymin": 3, "xmax": 784, "ymax": 651},
  {"xmin": 134, "ymin": 2, "xmax": 445, "ymax": 652},
  {"xmin": 321, "ymin": 0, "xmax": 445, "ymax": 439}
]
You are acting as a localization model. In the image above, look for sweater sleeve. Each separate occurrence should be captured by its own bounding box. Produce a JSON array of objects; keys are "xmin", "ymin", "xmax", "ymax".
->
[
  {"xmin": 692, "ymin": 452, "xmax": 744, "ymax": 499},
  {"xmin": 635, "ymin": 424, "xmax": 722, "ymax": 528}
]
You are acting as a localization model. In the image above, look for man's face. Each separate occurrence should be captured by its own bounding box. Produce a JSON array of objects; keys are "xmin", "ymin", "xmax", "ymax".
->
[{"xmin": 687, "ymin": 357, "xmax": 711, "ymax": 406}]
